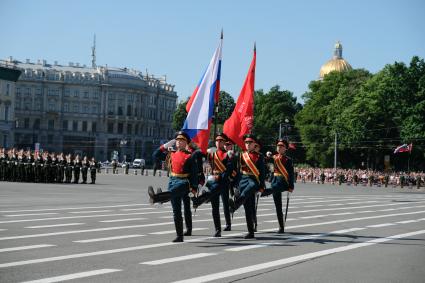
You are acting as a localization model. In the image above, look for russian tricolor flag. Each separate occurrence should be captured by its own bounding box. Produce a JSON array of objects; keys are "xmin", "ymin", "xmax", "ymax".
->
[{"xmin": 182, "ymin": 35, "xmax": 223, "ymax": 153}]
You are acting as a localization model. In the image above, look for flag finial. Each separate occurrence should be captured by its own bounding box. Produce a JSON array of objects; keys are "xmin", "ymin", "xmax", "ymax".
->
[
  {"xmin": 254, "ymin": 41, "xmax": 256, "ymax": 52},
  {"xmin": 221, "ymin": 29, "xmax": 223, "ymax": 39}
]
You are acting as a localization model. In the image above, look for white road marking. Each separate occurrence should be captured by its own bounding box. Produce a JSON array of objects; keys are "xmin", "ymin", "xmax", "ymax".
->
[
  {"xmin": 367, "ymin": 223, "xmax": 396, "ymax": 228},
  {"xmin": 69, "ymin": 210, "xmax": 112, "ymax": 214},
  {"xmin": 331, "ymin": 228, "xmax": 366, "ymax": 234},
  {"xmin": 25, "ymin": 223, "xmax": 85, "ymax": 229},
  {"xmin": 141, "ymin": 253, "xmax": 216, "ymax": 265},
  {"xmin": 0, "ymin": 244, "xmax": 55, "ymax": 253},
  {"xmin": 171, "ymin": 230, "xmax": 425, "ymax": 283},
  {"xmin": 396, "ymin": 220, "xmax": 418, "ymax": 224},
  {"xmin": 150, "ymin": 228, "xmax": 208, "ymax": 235},
  {"xmin": 0, "ymin": 204, "xmax": 148, "ymax": 213},
  {"xmin": 225, "ymin": 243, "xmax": 277, "ymax": 252},
  {"xmin": 4, "ymin": 213, "xmax": 59, "ymax": 217},
  {"xmin": 20, "ymin": 269, "xmax": 121, "ymax": 283},
  {"xmin": 100, "ymin": 218, "xmax": 146, "ymax": 223},
  {"xmin": 74, "ymin": 235, "xmax": 145, "ymax": 243}
]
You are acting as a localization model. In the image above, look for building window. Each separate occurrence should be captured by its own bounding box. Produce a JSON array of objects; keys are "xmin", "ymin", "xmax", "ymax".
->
[
  {"xmin": 25, "ymin": 87, "xmax": 31, "ymax": 96},
  {"xmin": 35, "ymin": 88, "xmax": 42, "ymax": 96},
  {"xmin": 48, "ymin": 120, "xmax": 55, "ymax": 130},
  {"xmin": 82, "ymin": 121, "xmax": 87, "ymax": 132},
  {"xmin": 24, "ymin": 100, "xmax": 31, "ymax": 110},
  {"xmin": 16, "ymin": 87, "xmax": 21, "ymax": 96},
  {"xmin": 108, "ymin": 122, "xmax": 114, "ymax": 133},
  {"xmin": 83, "ymin": 105, "xmax": 89, "ymax": 113},
  {"xmin": 73, "ymin": 121, "xmax": 78, "ymax": 131},
  {"xmin": 24, "ymin": 118, "xmax": 30, "ymax": 129},
  {"xmin": 64, "ymin": 102, "xmax": 69, "ymax": 112},
  {"xmin": 127, "ymin": 124, "xmax": 132, "ymax": 135},
  {"xmin": 92, "ymin": 105, "xmax": 98, "ymax": 114},
  {"xmin": 118, "ymin": 106, "xmax": 123, "ymax": 116},
  {"xmin": 4, "ymin": 106, "xmax": 9, "ymax": 121},
  {"xmin": 74, "ymin": 90, "xmax": 79, "ymax": 98},
  {"xmin": 63, "ymin": 120, "xmax": 68, "ymax": 131},
  {"xmin": 73, "ymin": 104, "xmax": 79, "ymax": 113},
  {"xmin": 48, "ymin": 101, "xmax": 56, "ymax": 111},
  {"xmin": 64, "ymin": 89, "xmax": 70, "ymax": 97},
  {"xmin": 6, "ymin": 84, "xmax": 10, "ymax": 96},
  {"xmin": 35, "ymin": 101, "xmax": 41, "ymax": 111},
  {"xmin": 117, "ymin": 123, "xmax": 123, "ymax": 134},
  {"xmin": 83, "ymin": 91, "xmax": 89, "ymax": 98},
  {"xmin": 92, "ymin": 122, "xmax": 97, "ymax": 133},
  {"xmin": 108, "ymin": 104, "xmax": 114, "ymax": 115},
  {"xmin": 127, "ymin": 105, "xmax": 132, "ymax": 116},
  {"xmin": 47, "ymin": 135, "xmax": 53, "ymax": 144},
  {"xmin": 128, "ymin": 94, "xmax": 134, "ymax": 101},
  {"xmin": 34, "ymin": 119, "xmax": 40, "ymax": 130},
  {"xmin": 93, "ymin": 91, "xmax": 100, "ymax": 99}
]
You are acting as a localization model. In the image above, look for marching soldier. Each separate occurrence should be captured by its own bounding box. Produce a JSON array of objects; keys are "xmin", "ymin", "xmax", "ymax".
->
[
  {"xmin": 222, "ymin": 139, "xmax": 237, "ymax": 231},
  {"xmin": 81, "ymin": 156, "xmax": 89, "ymax": 184},
  {"xmin": 73, "ymin": 155, "xmax": 82, "ymax": 184},
  {"xmin": 192, "ymin": 133, "xmax": 234, "ymax": 237},
  {"xmin": 65, "ymin": 154, "xmax": 73, "ymax": 183},
  {"xmin": 260, "ymin": 139, "xmax": 294, "ymax": 233},
  {"xmin": 90, "ymin": 157, "xmax": 97, "ymax": 184},
  {"xmin": 229, "ymin": 134, "xmax": 266, "ymax": 239},
  {"xmin": 148, "ymin": 131, "xmax": 198, "ymax": 242},
  {"xmin": 57, "ymin": 153, "xmax": 65, "ymax": 183}
]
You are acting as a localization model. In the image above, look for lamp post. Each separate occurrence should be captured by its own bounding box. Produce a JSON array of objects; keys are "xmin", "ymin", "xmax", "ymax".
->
[
  {"xmin": 279, "ymin": 118, "xmax": 291, "ymax": 140},
  {"xmin": 120, "ymin": 137, "xmax": 127, "ymax": 163}
]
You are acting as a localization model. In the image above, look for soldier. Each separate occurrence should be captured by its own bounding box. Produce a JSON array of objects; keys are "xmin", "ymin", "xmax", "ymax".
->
[
  {"xmin": 260, "ymin": 139, "xmax": 294, "ymax": 233},
  {"xmin": 229, "ymin": 134, "xmax": 266, "ymax": 239},
  {"xmin": 111, "ymin": 159, "xmax": 117, "ymax": 174},
  {"xmin": 81, "ymin": 156, "xmax": 89, "ymax": 184},
  {"xmin": 26, "ymin": 150, "xmax": 34, "ymax": 182},
  {"xmin": 57, "ymin": 153, "xmax": 65, "ymax": 183},
  {"xmin": 192, "ymin": 133, "xmax": 234, "ymax": 237},
  {"xmin": 90, "ymin": 157, "xmax": 97, "ymax": 184},
  {"xmin": 65, "ymin": 154, "xmax": 73, "ymax": 183},
  {"xmin": 222, "ymin": 139, "xmax": 237, "ymax": 231},
  {"xmin": 148, "ymin": 131, "xmax": 198, "ymax": 242},
  {"xmin": 73, "ymin": 155, "xmax": 82, "ymax": 183}
]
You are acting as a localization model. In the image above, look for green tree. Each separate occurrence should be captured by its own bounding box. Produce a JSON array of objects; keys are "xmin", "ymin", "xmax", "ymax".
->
[
  {"xmin": 253, "ymin": 85, "xmax": 302, "ymax": 151},
  {"xmin": 172, "ymin": 99, "xmax": 188, "ymax": 131}
]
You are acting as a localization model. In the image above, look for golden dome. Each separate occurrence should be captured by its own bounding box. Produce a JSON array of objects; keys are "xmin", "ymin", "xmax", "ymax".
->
[{"xmin": 319, "ymin": 41, "xmax": 352, "ymax": 79}]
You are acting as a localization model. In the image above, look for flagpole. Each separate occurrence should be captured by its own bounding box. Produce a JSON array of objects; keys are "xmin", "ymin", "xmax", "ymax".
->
[{"xmin": 213, "ymin": 29, "xmax": 223, "ymax": 138}]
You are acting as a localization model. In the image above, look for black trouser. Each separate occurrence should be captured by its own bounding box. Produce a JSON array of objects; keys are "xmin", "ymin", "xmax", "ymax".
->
[
  {"xmin": 273, "ymin": 191, "xmax": 284, "ymax": 228},
  {"xmin": 74, "ymin": 167, "xmax": 80, "ymax": 183},
  {"xmin": 90, "ymin": 169, "xmax": 96, "ymax": 184},
  {"xmin": 221, "ymin": 184, "xmax": 231, "ymax": 227},
  {"xmin": 81, "ymin": 167, "xmax": 88, "ymax": 183}
]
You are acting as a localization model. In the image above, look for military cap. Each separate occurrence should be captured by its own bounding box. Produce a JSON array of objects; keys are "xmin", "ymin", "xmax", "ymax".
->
[
  {"xmin": 175, "ymin": 131, "xmax": 191, "ymax": 143},
  {"xmin": 215, "ymin": 132, "xmax": 229, "ymax": 142},
  {"xmin": 243, "ymin": 133, "xmax": 257, "ymax": 143},
  {"xmin": 276, "ymin": 138, "xmax": 289, "ymax": 148}
]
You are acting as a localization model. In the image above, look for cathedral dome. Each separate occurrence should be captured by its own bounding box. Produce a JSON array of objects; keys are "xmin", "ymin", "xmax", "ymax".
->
[{"xmin": 319, "ymin": 41, "xmax": 352, "ymax": 79}]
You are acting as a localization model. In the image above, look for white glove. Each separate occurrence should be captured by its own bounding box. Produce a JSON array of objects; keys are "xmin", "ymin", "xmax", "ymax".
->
[
  {"xmin": 266, "ymin": 151, "xmax": 272, "ymax": 157},
  {"xmin": 227, "ymin": 150, "xmax": 234, "ymax": 158},
  {"xmin": 207, "ymin": 147, "xmax": 217, "ymax": 154},
  {"xmin": 163, "ymin": 139, "xmax": 176, "ymax": 149}
]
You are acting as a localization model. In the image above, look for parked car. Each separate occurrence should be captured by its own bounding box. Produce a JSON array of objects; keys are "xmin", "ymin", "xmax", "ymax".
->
[{"xmin": 132, "ymin": 159, "xmax": 145, "ymax": 168}]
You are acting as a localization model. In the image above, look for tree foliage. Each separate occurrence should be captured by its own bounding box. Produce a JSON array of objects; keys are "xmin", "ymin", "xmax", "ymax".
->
[{"xmin": 295, "ymin": 56, "xmax": 425, "ymax": 170}]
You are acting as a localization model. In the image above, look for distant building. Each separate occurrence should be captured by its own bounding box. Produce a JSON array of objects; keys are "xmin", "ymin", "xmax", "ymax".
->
[
  {"xmin": 319, "ymin": 41, "xmax": 352, "ymax": 79},
  {"xmin": 0, "ymin": 62, "xmax": 21, "ymax": 148},
  {"xmin": 0, "ymin": 56, "xmax": 177, "ymax": 162}
]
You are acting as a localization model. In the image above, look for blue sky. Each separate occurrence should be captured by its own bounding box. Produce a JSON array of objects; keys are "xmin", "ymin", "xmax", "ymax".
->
[{"xmin": 1, "ymin": 0, "xmax": 424, "ymax": 103}]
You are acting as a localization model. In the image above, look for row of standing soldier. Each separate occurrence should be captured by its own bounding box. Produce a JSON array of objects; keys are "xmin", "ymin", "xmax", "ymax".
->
[
  {"xmin": 148, "ymin": 131, "xmax": 294, "ymax": 242},
  {"xmin": 0, "ymin": 148, "xmax": 98, "ymax": 184}
]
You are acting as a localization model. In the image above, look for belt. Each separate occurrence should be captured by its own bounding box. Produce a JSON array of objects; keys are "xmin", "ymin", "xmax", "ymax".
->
[
  {"xmin": 274, "ymin": 173, "xmax": 284, "ymax": 176},
  {"xmin": 170, "ymin": 172, "xmax": 189, "ymax": 178},
  {"xmin": 212, "ymin": 170, "xmax": 224, "ymax": 175}
]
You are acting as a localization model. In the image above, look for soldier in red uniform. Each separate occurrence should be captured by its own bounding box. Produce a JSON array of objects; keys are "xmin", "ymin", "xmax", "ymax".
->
[
  {"xmin": 148, "ymin": 131, "xmax": 198, "ymax": 242},
  {"xmin": 260, "ymin": 139, "xmax": 294, "ymax": 233},
  {"xmin": 192, "ymin": 133, "xmax": 234, "ymax": 237},
  {"xmin": 229, "ymin": 134, "xmax": 266, "ymax": 239}
]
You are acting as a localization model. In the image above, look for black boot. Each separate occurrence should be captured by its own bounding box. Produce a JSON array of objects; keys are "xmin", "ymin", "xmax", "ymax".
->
[
  {"xmin": 184, "ymin": 229, "xmax": 192, "ymax": 236},
  {"xmin": 148, "ymin": 186, "xmax": 155, "ymax": 204},
  {"xmin": 173, "ymin": 217, "xmax": 184, "ymax": 242},
  {"xmin": 260, "ymin": 188, "xmax": 273, "ymax": 197},
  {"xmin": 229, "ymin": 196, "xmax": 245, "ymax": 213},
  {"xmin": 277, "ymin": 213, "xmax": 285, "ymax": 233},
  {"xmin": 223, "ymin": 224, "xmax": 231, "ymax": 231},
  {"xmin": 244, "ymin": 232, "xmax": 255, "ymax": 239},
  {"xmin": 213, "ymin": 214, "xmax": 221, "ymax": 237},
  {"xmin": 192, "ymin": 191, "xmax": 210, "ymax": 209}
]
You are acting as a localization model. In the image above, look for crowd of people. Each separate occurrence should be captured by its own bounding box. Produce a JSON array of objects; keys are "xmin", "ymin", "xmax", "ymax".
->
[
  {"xmin": 295, "ymin": 168, "xmax": 424, "ymax": 188},
  {"xmin": 0, "ymin": 148, "xmax": 98, "ymax": 184}
]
